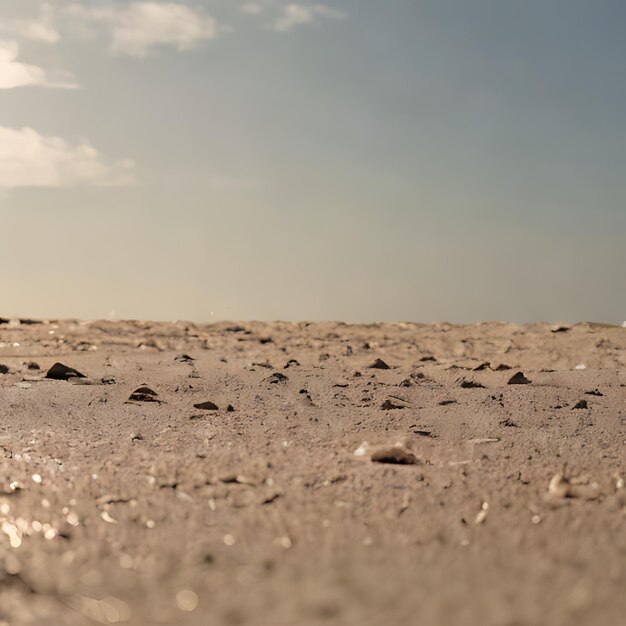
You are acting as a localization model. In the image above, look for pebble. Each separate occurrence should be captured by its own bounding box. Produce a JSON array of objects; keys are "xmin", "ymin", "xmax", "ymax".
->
[
  {"xmin": 368, "ymin": 359, "xmax": 391, "ymax": 370},
  {"xmin": 507, "ymin": 371, "xmax": 532, "ymax": 385},
  {"xmin": 371, "ymin": 446, "xmax": 418, "ymax": 465},
  {"xmin": 45, "ymin": 362, "xmax": 86, "ymax": 381}
]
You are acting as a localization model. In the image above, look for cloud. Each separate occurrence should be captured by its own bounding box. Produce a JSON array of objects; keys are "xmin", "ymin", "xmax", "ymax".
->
[
  {"xmin": 64, "ymin": 2, "xmax": 218, "ymax": 57},
  {"xmin": 0, "ymin": 3, "xmax": 59, "ymax": 43},
  {"xmin": 273, "ymin": 3, "xmax": 346, "ymax": 32},
  {"xmin": 241, "ymin": 3, "xmax": 265, "ymax": 15},
  {"xmin": 0, "ymin": 127, "xmax": 135, "ymax": 189},
  {"xmin": 0, "ymin": 40, "xmax": 78, "ymax": 89}
]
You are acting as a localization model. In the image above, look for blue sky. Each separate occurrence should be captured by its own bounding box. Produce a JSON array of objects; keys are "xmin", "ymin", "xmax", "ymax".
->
[{"xmin": 1, "ymin": 1, "xmax": 625, "ymax": 322}]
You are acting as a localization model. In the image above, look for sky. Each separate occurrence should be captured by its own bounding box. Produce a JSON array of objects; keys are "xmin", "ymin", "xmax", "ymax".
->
[{"xmin": 1, "ymin": 0, "xmax": 625, "ymax": 324}]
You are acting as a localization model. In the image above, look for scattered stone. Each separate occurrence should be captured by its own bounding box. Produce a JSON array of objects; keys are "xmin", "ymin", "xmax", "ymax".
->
[
  {"xmin": 27, "ymin": 361, "xmax": 40, "ymax": 370},
  {"xmin": 572, "ymin": 400, "xmax": 588, "ymax": 410},
  {"xmin": 585, "ymin": 389, "xmax": 603, "ymax": 396},
  {"xmin": 551, "ymin": 325, "xmax": 571, "ymax": 333},
  {"xmin": 473, "ymin": 362, "xmax": 491, "ymax": 371},
  {"xmin": 128, "ymin": 386, "xmax": 160, "ymax": 402},
  {"xmin": 500, "ymin": 418, "xmax": 519, "ymax": 427},
  {"xmin": 371, "ymin": 446, "xmax": 418, "ymax": 465},
  {"xmin": 194, "ymin": 401, "xmax": 219, "ymax": 411},
  {"xmin": 101, "ymin": 376, "xmax": 117, "ymax": 385},
  {"xmin": 175, "ymin": 354, "xmax": 195, "ymax": 363},
  {"xmin": 368, "ymin": 359, "xmax": 391, "ymax": 370},
  {"xmin": 266, "ymin": 372, "xmax": 288, "ymax": 384},
  {"xmin": 0, "ymin": 364, "xmax": 9, "ymax": 375},
  {"xmin": 439, "ymin": 399, "xmax": 457, "ymax": 406},
  {"xmin": 507, "ymin": 371, "xmax": 531, "ymax": 385},
  {"xmin": 409, "ymin": 427, "xmax": 432, "ymax": 437},
  {"xmin": 494, "ymin": 363, "xmax": 512, "ymax": 371},
  {"xmin": 420, "ymin": 356, "xmax": 437, "ymax": 362},
  {"xmin": 284, "ymin": 359, "xmax": 300, "ymax": 369},
  {"xmin": 252, "ymin": 361, "xmax": 273, "ymax": 369},
  {"xmin": 258, "ymin": 337, "xmax": 273, "ymax": 344},
  {"xmin": 459, "ymin": 379, "xmax": 485, "ymax": 389},
  {"xmin": 227, "ymin": 404, "xmax": 235, "ymax": 412},
  {"xmin": 381, "ymin": 396, "xmax": 410, "ymax": 410},
  {"xmin": 45, "ymin": 362, "xmax": 86, "ymax": 381}
]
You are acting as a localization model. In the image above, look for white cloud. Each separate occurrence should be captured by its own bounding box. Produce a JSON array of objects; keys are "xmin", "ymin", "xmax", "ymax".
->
[
  {"xmin": 273, "ymin": 3, "xmax": 346, "ymax": 32},
  {"xmin": 0, "ymin": 127, "xmax": 135, "ymax": 189},
  {"xmin": 0, "ymin": 40, "xmax": 78, "ymax": 90},
  {"xmin": 64, "ymin": 2, "xmax": 218, "ymax": 57},
  {"xmin": 0, "ymin": 3, "xmax": 59, "ymax": 44}
]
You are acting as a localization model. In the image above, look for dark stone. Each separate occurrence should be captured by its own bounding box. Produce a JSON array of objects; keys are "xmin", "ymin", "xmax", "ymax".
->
[
  {"xmin": 459, "ymin": 379, "xmax": 485, "ymax": 389},
  {"xmin": 371, "ymin": 447, "xmax": 418, "ymax": 465},
  {"xmin": 175, "ymin": 354, "xmax": 195, "ymax": 363},
  {"xmin": 368, "ymin": 358, "xmax": 391, "ymax": 370},
  {"xmin": 129, "ymin": 386, "xmax": 159, "ymax": 402},
  {"xmin": 573, "ymin": 400, "xmax": 588, "ymax": 410},
  {"xmin": 194, "ymin": 401, "xmax": 219, "ymax": 411},
  {"xmin": 266, "ymin": 372, "xmax": 288, "ymax": 384},
  {"xmin": 507, "ymin": 372, "xmax": 532, "ymax": 385},
  {"xmin": 45, "ymin": 363, "xmax": 86, "ymax": 381}
]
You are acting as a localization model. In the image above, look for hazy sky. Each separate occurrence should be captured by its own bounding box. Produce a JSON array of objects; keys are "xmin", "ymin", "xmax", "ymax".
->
[{"xmin": 1, "ymin": 1, "xmax": 625, "ymax": 323}]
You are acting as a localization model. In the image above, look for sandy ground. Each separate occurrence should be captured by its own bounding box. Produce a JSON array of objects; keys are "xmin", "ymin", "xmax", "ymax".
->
[{"xmin": 0, "ymin": 318, "xmax": 624, "ymax": 626}]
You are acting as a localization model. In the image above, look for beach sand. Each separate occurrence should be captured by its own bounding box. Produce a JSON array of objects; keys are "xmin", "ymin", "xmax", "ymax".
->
[{"xmin": 0, "ymin": 319, "xmax": 624, "ymax": 625}]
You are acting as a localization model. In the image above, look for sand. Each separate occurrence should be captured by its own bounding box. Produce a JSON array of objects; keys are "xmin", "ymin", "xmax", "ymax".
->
[{"xmin": 0, "ymin": 318, "xmax": 624, "ymax": 625}]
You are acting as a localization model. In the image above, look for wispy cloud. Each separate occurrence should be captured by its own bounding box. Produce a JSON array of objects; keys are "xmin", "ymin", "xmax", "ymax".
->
[
  {"xmin": 241, "ymin": 3, "xmax": 266, "ymax": 15},
  {"xmin": 0, "ymin": 3, "xmax": 59, "ymax": 44},
  {"xmin": 0, "ymin": 40, "xmax": 78, "ymax": 90},
  {"xmin": 64, "ymin": 2, "xmax": 218, "ymax": 57},
  {"xmin": 273, "ymin": 3, "xmax": 347, "ymax": 32},
  {"xmin": 0, "ymin": 127, "xmax": 135, "ymax": 189}
]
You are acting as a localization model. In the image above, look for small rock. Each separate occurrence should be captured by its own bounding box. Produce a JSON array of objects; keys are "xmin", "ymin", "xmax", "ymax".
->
[
  {"xmin": 459, "ymin": 379, "xmax": 485, "ymax": 389},
  {"xmin": 572, "ymin": 400, "xmax": 588, "ymax": 410},
  {"xmin": 494, "ymin": 363, "xmax": 512, "ymax": 371},
  {"xmin": 284, "ymin": 359, "xmax": 300, "ymax": 369},
  {"xmin": 266, "ymin": 372, "xmax": 288, "ymax": 384},
  {"xmin": 45, "ymin": 363, "xmax": 86, "ymax": 381},
  {"xmin": 507, "ymin": 371, "xmax": 532, "ymax": 385},
  {"xmin": 129, "ymin": 386, "xmax": 160, "ymax": 402},
  {"xmin": 368, "ymin": 359, "xmax": 391, "ymax": 370},
  {"xmin": 551, "ymin": 325, "xmax": 571, "ymax": 333},
  {"xmin": 193, "ymin": 401, "xmax": 219, "ymax": 411},
  {"xmin": 101, "ymin": 376, "xmax": 117, "ymax": 385},
  {"xmin": 0, "ymin": 364, "xmax": 9, "ymax": 375},
  {"xmin": 27, "ymin": 361, "xmax": 40, "ymax": 370},
  {"xmin": 472, "ymin": 362, "xmax": 491, "ymax": 371},
  {"xmin": 175, "ymin": 354, "xmax": 195, "ymax": 363},
  {"xmin": 584, "ymin": 389, "xmax": 603, "ymax": 397},
  {"xmin": 371, "ymin": 446, "xmax": 418, "ymax": 465},
  {"xmin": 381, "ymin": 396, "xmax": 410, "ymax": 410}
]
